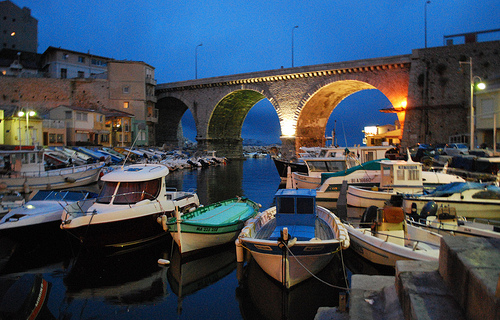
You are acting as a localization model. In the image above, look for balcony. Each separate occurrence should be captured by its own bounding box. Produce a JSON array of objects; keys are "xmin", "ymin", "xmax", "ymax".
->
[{"xmin": 146, "ymin": 76, "xmax": 157, "ymax": 86}]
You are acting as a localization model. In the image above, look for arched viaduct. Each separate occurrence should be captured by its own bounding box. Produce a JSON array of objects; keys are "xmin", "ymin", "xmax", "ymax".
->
[
  {"xmin": 155, "ymin": 40, "xmax": 500, "ymax": 158},
  {"xmin": 156, "ymin": 55, "xmax": 410, "ymax": 158}
]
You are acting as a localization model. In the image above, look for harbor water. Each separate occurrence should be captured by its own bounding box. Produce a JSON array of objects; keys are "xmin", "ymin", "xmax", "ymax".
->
[{"xmin": 0, "ymin": 157, "xmax": 392, "ymax": 320}]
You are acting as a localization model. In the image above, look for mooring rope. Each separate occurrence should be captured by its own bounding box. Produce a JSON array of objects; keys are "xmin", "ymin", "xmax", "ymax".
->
[{"xmin": 283, "ymin": 242, "xmax": 350, "ymax": 291}]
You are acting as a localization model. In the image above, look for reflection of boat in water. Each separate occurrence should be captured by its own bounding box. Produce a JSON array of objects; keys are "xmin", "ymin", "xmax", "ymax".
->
[
  {"xmin": 0, "ymin": 273, "xmax": 54, "ymax": 319},
  {"xmin": 64, "ymin": 239, "xmax": 169, "ymax": 306},
  {"xmin": 167, "ymin": 244, "xmax": 237, "ymax": 314},
  {"xmin": 236, "ymin": 258, "xmax": 346, "ymax": 320}
]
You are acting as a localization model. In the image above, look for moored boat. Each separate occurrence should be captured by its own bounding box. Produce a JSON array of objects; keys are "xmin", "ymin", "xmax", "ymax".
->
[
  {"xmin": 406, "ymin": 201, "xmax": 500, "ymax": 239},
  {"xmin": 345, "ymin": 205, "xmax": 440, "ymax": 267},
  {"xmin": 235, "ymin": 189, "xmax": 350, "ymax": 289},
  {"xmin": 0, "ymin": 149, "xmax": 104, "ymax": 193},
  {"xmin": 61, "ymin": 163, "xmax": 200, "ymax": 249},
  {"xmin": 402, "ymin": 182, "xmax": 500, "ymax": 220},
  {"xmin": 346, "ymin": 158, "xmax": 465, "ymax": 208},
  {"xmin": 161, "ymin": 196, "xmax": 261, "ymax": 255},
  {"xmin": 0, "ymin": 189, "xmax": 97, "ymax": 240}
]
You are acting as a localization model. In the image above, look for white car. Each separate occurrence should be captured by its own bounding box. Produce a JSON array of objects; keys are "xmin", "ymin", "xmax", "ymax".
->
[{"xmin": 443, "ymin": 143, "xmax": 469, "ymax": 156}]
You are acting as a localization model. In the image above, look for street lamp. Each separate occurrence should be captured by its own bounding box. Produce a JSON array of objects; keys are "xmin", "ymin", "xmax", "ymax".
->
[
  {"xmin": 195, "ymin": 43, "xmax": 203, "ymax": 79},
  {"xmin": 292, "ymin": 25, "xmax": 298, "ymax": 68},
  {"xmin": 18, "ymin": 110, "xmax": 36, "ymax": 146},
  {"xmin": 459, "ymin": 57, "xmax": 485, "ymax": 149},
  {"xmin": 424, "ymin": 1, "xmax": 430, "ymax": 48}
]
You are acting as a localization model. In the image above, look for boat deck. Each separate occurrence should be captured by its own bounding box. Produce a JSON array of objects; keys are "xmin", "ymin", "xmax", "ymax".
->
[
  {"xmin": 255, "ymin": 217, "xmax": 335, "ymax": 241},
  {"xmin": 185, "ymin": 202, "xmax": 255, "ymax": 226}
]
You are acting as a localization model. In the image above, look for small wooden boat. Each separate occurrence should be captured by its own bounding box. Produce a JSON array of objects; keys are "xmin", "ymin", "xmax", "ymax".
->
[
  {"xmin": 162, "ymin": 197, "xmax": 261, "ymax": 254},
  {"xmin": 235, "ymin": 189, "xmax": 350, "ymax": 289},
  {"xmin": 345, "ymin": 205, "xmax": 440, "ymax": 267}
]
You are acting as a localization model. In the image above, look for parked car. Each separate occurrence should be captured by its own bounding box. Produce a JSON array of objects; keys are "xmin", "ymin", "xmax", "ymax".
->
[{"xmin": 443, "ymin": 143, "xmax": 469, "ymax": 156}]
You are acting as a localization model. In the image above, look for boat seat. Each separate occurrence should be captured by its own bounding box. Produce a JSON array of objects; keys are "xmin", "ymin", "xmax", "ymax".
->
[{"xmin": 383, "ymin": 206, "xmax": 405, "ymax": 223}]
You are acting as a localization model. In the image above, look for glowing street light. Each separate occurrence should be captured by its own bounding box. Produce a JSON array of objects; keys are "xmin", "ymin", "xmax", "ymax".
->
[
  {"xmin": 195, "ymin": 43, "xmax": 203, "ymax": 79},
  {"xmin": 18, "ymin": 110, "xmax": 36, "ymax": 146},
  {"xmin": 292, "ymin": 26, "xmax": 298, "ymax": 67},
  {"xmin": 459, "ymin": 57, "xmax": 486, "ymax": 149}
]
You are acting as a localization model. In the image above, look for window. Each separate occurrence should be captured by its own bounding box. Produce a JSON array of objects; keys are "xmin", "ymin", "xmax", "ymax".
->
[
  {"xmin": 62, "ymin": 53, "xmax": 68, "ymax": 60},
  {"xmin": 78, "ymin": 56, "xmax": 85, "ymax": 63},
  {"xmin": 76, "ymin": 112, "xmax": 88, "ymax": 121},
  {"xmin": 61, "ymin": 68, "xmax": 67, "ymax": 79},
  {"xmin": 123, "ymin": 86, "xmax": 130, "ymax": 94},
  {"xmin": 77, "ymin": 71, "xmax": 84, "ymax": 78},
  {"xmin": 101, "ymin": 134, "xmax": 109, "ymax": 142},
  {"xmin": 57, "ymin": 134, "xmax": 64, "ymax": 143},
  {"xmin": 123, "ymin": 102, "xmax": 129, "ymax": 109},
  {"xmin": 65, "ymin": 111, "xmax": 72, "ymax": 119},
  {"xmin": 49, "ymin": 133, "xmax": 56, "ymax": 143}
]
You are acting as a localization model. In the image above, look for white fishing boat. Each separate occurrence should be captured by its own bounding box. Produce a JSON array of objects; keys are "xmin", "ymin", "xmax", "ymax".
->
[
  {"xmin": 61, "ymin": 163, "xmax": 200, "ymax": 249},
  {"xmin": 406, "ymin": 201, "xmax": 500, "ymax": 239},
  {"xmin": 235, "ymin": 189, "xmax": 350, "ymax": 289},
  {"xmin": 161, "ymin": 197, "xmax": 260, "ymax": 255},
  {"xmin": 0, "ymin": 149, "xmax": 104, "ymax": 193},
  {"xmin": 290, "ymin": 145, "xmax": 394, "ymax": 189},
  {"xmin": 345, "ymin": 205, "xmax": 440, "ymax": 267},
  {"xmin": 346, "ymin": 158, "xmax": 465, "ymax": 208},
  {"xmin": 0, "ymin": 189, "xmax": 97, "ymax": 239},
  {"xmin": 402, "ymin": 182, "xmax": 500, "ymax": 220}
]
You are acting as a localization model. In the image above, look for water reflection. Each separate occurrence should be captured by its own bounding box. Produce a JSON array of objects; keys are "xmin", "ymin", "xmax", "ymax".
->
[
  {"xmin": 168, "ymin": 244, "xmax": 237, "ymax": 314},
  {"xmin": 236, "ymin": 256, "xmax": 347, "ymax": 320}
]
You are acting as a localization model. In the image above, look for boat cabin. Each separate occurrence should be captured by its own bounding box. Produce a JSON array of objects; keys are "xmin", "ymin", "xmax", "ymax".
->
[
  {"xmin": 379, "ymin": 160, "xmax": 423, "ymax": 192},
  {"xmin": 274, "ymin": 189, "xmax": 317, "ymax": 240}
]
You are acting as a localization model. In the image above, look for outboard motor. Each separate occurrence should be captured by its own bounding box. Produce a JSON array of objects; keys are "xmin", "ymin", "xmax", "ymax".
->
[
  {"xmin": 420, "ymin": 201, "xmax": 438, "ymax": 219},
  {"xmin": 361, "ymin": 205, "xmax": 378, "ymax": 224}
]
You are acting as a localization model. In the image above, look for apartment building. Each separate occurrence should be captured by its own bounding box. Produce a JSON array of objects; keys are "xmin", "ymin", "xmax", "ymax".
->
[{"xmin": 41, "ymin": 46, "xmax": 110, "ymax": 79}]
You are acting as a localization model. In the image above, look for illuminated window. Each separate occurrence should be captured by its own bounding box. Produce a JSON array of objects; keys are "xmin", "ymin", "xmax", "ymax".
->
[{"xmin": 124, "ymin": 102, "xmax": 129, "ymax": 109}]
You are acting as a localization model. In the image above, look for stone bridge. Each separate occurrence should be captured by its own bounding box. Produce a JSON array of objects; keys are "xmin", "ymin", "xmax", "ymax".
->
[{"xmin": 155, "ymin": 40, "xmax": 500, "ymax": 158}]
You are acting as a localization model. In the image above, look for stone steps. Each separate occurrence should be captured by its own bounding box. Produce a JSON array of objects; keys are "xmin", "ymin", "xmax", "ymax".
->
[{"xmin": 344, "ymin": 236, "xmax": 500, "ymax": 320}]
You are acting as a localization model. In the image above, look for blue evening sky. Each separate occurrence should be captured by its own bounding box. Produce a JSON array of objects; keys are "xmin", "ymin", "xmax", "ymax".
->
[{"xmin": 14, "ymin": 0, "xmax": 500, "ymax": 145}]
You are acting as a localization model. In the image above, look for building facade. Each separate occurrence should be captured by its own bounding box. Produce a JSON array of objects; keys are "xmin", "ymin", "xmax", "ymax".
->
[
  {"xmin": 475, "ymin": 77, "xmax": 500, "ymax": 151},
  {"xmin": 41, "ymin": 46, "xmax": 110, "ymax": 79},
  {"xmin": 107, "ymin": 60, "xmax": 158, "ymax": 146},
  {"xmin": 0, "ymin": 0, "xmax": 38, "ymax": 53}
]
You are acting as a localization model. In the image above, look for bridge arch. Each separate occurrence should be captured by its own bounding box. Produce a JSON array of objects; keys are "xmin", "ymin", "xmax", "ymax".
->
[
  {"xmin": 204, "ymin": 89, "xmax": 271, "ymax": 156},
  {"xmin": 155, "ymin": 96, "xmax": 191, "ymax": 147},
  {"xmin": 295, "ymin": 80, "xmax": 378, "ymax": 148}
]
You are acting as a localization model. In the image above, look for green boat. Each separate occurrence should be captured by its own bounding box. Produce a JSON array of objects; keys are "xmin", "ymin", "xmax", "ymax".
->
[{"xmin": 162, "ymin": 197, "xmax": 260, "ymax": 254}]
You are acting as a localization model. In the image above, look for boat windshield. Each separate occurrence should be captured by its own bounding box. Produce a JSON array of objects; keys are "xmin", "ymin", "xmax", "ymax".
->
[
  {"xmin": 307, "ymin": 160, "xmax": 346, "ymax": 172},
  {"xmin": 97, "ymin": 179, "xmax": 161, "ymax": 204}
]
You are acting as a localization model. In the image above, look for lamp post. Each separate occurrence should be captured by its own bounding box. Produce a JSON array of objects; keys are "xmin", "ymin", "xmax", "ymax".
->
[
  {"xmin": 195, "ymin": 43, "xmax": 203, "ymax": 79},
  {"xmin": 17, "ymin": 110, "xmax": 36, "ymax": 146},
  {"xmin": 459, "ymin": 57, "xmax": 485, "ymax": 150},
  {"xmin": 424, "ymin": 1, "xmax": 430, "ymax": 48},
  {"xmin": 292, "ymin": 25, "xmax": 298, "ymax": 68}
]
